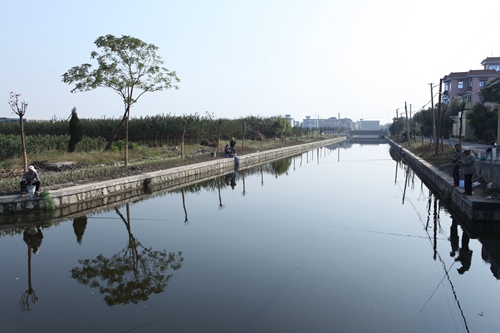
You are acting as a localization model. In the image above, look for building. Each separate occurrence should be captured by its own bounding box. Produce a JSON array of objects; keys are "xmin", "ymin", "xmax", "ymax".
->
[
  {"xmin": 442, "ymin": 57, "xmax": 500, "ymax": 105},
  {"xmin": 0, "ymin": 117, "xmax": 22, "ymax": 122},
  {"xmin": 301, "ymin": 116, "xmax": 352, "ymax": 131},
  {"xmin": 302, "ymin": 116, "xmax": 317, "ymax": 129},
  {"xmin": 356, "ymin": 119, "xmax": 380, "ymax": 131}
]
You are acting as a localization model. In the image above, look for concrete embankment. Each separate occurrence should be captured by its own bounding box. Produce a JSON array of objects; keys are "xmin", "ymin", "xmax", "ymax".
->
[
  {"xmin": 0, "ymin": 138, "xmax": 345, "ymax": 221},
  {"xmin": 387, "ymin": 138, "xmax": 500, "ymax": 223}
]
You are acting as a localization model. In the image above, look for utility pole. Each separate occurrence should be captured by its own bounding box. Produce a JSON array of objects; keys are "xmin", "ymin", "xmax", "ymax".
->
[
  {"xmin": 409, "ymin": 104, "xmax": 412, "ymax": 143},
  {"xmin": 338, "ymin": 113, "xmax": 340, "ymax": 133},
  {"xmin": 405, "ymin": 102, "xmax": 410, "ymax": 147},
  {"xmin": 434, "ymin": 79, "xmax": 443, "ymax": 155},
  {"xmin": 458, "ymin": 102, "xmax": 465, "ymax": 147},
  {"xmin": 429, "ymin": 83, "xmax": 436, "ymax": 145},
  {"xmin": 396, "ymin": 108, "xmax": 400, "ymax": 144}
]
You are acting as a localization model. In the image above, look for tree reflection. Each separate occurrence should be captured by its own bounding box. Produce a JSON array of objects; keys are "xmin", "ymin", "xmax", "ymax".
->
[
  {"xmin": 70, "ymin": 203, "xmax": 183, "ymax": 306},
  {"xmin": 19, "ymin": 225, "xmax": 43, "ymax": 312},
  {"xmin": 217, "ymin": 177, "xmax": 225, "ymax": 210},
  {"xmin": 241, "ymin": 170, "xmax": 247, "ymax": 197},
  {"xmin": 270, "ymin": 157, "xmax": 292, "ymax": 176}
]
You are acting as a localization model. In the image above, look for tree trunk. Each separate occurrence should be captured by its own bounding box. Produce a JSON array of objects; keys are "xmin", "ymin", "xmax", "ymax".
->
[
  {"xmin": 103, "ymin": 107, "xmax": 129, "ymax": 152},
  {"xmin": 181, "ymin": 119, "xmax": 186, "ymax": 158},
  {"xmin": 125, "ymin": 109, "xmax": 129, "ymax": 167},
  {"xmin": 19, "ymin": 115, "xmax": 28, "ymax": 171},
  {"xmin": 217, "ymin": 120, "xmax": 221, "ymax": 155}
]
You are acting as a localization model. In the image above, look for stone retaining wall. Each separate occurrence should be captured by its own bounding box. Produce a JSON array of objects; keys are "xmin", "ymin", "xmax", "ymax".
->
[
  {"xmin": 386, "ymin": 138, "xmax": 500, "ymax": 221},
  {"xmin": 476, "ymin": 159, "xmax": 500, "ymax": 190},
  {"xmin": 0, "ymin": 138, "xmax": 345, "ymax": 216}
]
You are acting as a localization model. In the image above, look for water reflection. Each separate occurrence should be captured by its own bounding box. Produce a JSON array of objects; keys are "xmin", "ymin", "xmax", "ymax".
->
[
  {"xmin": 70, "ymin": 203, "xmax": 184, "ymax": 306},
  {"xmin": 481, "ymin": 242, "xmax": 500, "ymax": 279},
  {"xmin": 181, "ymin": 188, "xmax": 189, "ymax": 224},
  {"xmin": 270, "ymin": 157, "xmax": 292, "ymax": 177},
  {"xmin": 217, "ymin": 177, "xmax": 225, "ymax": 210},
  {"xmin": 19, "ymin": 225, "xmax": 43, "ymax": 312},
  {"xmin": 73, "ymin": 216, "xmax": 87, "ymax": 245},
  {"xmin": 224, "ymin": 172, "xmax": 237, "ymax": 190},
  {"xmin": 456, "ymin": 232, "xmax": 472, "ymax": 275},
  {"xmin": 2, "ymin": 142, "xmax": 500, "ymax": 332},
  {"xmin": 241, "ymin": 170, "xmax": 247, "ymax": 197}
]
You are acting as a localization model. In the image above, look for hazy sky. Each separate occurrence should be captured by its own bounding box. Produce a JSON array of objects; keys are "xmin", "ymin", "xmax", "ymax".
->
[{"xmin": 2, "ymin": 0, "xmax": 500, "ymax": 124}]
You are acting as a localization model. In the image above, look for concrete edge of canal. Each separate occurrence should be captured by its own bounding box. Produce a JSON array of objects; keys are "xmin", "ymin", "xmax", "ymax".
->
[
  {"xmin": 387, "ymin": 138, "xmax": 500, "ymax": 222},
  {"xmin": 0, "ymin": 137, "xmax": 345, "ymax": 219}
]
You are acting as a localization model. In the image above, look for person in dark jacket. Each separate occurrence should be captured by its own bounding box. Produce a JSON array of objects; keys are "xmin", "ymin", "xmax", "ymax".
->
[
  {"xmin": 20, "ymin": 165, "xmax": 41, "ymax": 195},
  {"xmin": 451, "ymin": 144, "xmax": 462, "ymax": 187},
  {"xmin": 459, "ymin": 148, "xmax": 475, "ymax": 195},
  {"xmin": 230, "ymin": 138, "xmax": 237, "ymax": 156},
  {"xmin": 224, "ymin": 144, "xmax": 231, "ymax": 157}
]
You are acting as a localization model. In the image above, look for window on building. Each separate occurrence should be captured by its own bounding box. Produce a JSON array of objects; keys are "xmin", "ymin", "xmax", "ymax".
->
[
  {"xmin": 479, "ymin": 80, "xmax": 486, "ymax": 87},
  {"xmin": 458, "ymin": 81, "xmax": 463, "ymax": 89},
  {"xmin": 467, "ymin": 94, "xmax": 471, "ymax": 102},
  {"xmin": 469, "ymin": 78, "xmax": 473, "ymax": 86},
  {"xmin": 479, "ymin": 94, "xmax": 484, "ymax": 102},
  {"xmin": 445, "ymin": 82, "xmax": 449, "ymax": 91},
  {"xmin": 443, "ymin": 96, "xmax": 449, "ymax": 104}
]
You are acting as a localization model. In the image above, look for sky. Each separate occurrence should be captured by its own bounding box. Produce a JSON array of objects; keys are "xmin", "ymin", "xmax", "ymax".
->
[{"xmin": 1, "ymin": 0, "xmax": 500, "ymax": 125}]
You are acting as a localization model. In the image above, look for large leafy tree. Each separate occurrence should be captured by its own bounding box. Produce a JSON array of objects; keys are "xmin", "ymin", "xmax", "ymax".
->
[
  {"xmin": 467, "ymin": 102, "xmax": 498, "ymax": 142},
  {"xmin": 62, "ymin": 34, "xmax": 180, "ymax": 166},
  {"xmin": 270, "ymin": 116, "xmax": 289, "ymax": 138},
  {"xmin": 481, "ymin": 76, "xmax": 500, "ymax": 104},
  {"xmin": 481, "ymin": 76, "xmax": 500, "ymax": 143}
]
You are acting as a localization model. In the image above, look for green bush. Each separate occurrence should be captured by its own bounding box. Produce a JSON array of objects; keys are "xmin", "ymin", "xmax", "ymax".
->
[{"xmin": 111, "ymin": 140, "xmax": 139, "ymax": 152}]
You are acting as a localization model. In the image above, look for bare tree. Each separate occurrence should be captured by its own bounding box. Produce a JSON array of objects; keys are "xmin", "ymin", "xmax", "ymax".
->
[{"xmin": 8, "ymin": 92, "xmax": 28, "ymax": 171}]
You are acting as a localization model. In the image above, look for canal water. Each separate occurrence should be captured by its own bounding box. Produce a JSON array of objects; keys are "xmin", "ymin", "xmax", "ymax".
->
[{"xmin": 1, "ymin": 142, "xmax": 499, "ymax": 333}]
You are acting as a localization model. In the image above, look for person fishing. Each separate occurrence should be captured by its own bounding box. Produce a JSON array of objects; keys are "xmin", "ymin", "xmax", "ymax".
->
[
  {"xmin": 451, "ymin": 144, "xmax": 462, "ymax": 187},
  {"xmin": 230, "ymin": 137, "xmax": 237, "ymax": 156},
  {"xmin": 20, "ymin": 165, "xmax": 41, "ymax": 195},
  {"xmin": 459, "ymin": 147, "xmax": 475, "ymax": 195}
]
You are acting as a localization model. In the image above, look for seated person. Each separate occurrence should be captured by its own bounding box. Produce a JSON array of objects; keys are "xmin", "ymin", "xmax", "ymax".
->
[
  {"xmin": 224, "ymin": 144, "xmax": 231, "ymax": 157},
  {"xmin": 20, "ymin": 165, "xmax": 41, "ymax": 195}
]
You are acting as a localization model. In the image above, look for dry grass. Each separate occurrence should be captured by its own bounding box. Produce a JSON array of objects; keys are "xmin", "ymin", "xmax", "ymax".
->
[
  {"xmin": 0, "ymin": 136, "xmax": 328, "ymax": 195},
  {"xmin": 406, "ymin": 140, "xmax": 455, "ymax": 168}
]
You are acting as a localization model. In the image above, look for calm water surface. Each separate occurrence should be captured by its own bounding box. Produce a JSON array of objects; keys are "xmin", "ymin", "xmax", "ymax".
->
[{"xmin": 1, "ymin": 142, "xmax": 499, "ymax": 333}]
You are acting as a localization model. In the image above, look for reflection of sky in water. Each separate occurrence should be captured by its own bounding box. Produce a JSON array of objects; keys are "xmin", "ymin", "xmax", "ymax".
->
[{"xmin": 1, "ymin": 143, "xmax": 500, "ymax": 332}]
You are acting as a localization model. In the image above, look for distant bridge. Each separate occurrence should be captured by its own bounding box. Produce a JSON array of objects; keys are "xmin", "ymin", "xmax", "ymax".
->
[{"xmin": 347, "ymin": 130, "xmax": 387, "ymax": 139}]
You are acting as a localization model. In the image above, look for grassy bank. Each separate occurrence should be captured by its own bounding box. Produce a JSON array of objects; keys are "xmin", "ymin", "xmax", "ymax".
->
[{"xmin": 0, "ymin": 136, "xmax": 330, "ymax": 195}]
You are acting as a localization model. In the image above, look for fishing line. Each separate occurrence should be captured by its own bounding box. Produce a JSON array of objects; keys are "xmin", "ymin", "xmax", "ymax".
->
[
  {"xmin": 121, "ymin": 307, "xmax": 190, "ymax": 333},
  {"xmin": 230, "ymin": 186, "xmax": 245, "ymax": 223},
  {"xmin": 404, "ymin": 188, "xmax": 469, "ymax": 331},
  {"xmin": 416, "ymin": 261, "xmax": 457, "ymax": 316},
  {"xmin": 329, "ymin": 225, "xmax": 447, "ymax": 240}
]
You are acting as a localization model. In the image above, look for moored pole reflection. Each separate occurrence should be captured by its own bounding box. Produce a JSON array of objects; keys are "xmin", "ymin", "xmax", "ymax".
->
[
  {"xmin": 217, "ymin": 177, "xmax": 225, "ymax": 210},
  {"xmin": 181, "ymin": 188, "xmax": 189, "ymax": 223}
]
